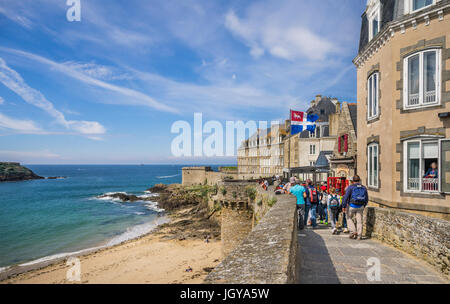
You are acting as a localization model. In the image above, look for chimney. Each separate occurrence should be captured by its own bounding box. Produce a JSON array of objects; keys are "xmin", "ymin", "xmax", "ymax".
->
[
  {"xmin": 335, "ymin": 101, "xmax": 341, "ymax": 114},
  {"xmin": 315, "ymin": 95, "xmax": 322, "ymax": 103}
]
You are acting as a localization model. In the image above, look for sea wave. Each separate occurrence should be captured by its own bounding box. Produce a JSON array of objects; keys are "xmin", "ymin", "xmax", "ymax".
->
[
  {"xmin": 145, "ymin": 201, "xmax": 165, "ymax": 213},
  {"xmin": 156, "ymin": 173, "xmax": 180, "ymax": 179},
  {"xmin": 106, "ymin": 216, "xmax": 169, "ymax": 247}
]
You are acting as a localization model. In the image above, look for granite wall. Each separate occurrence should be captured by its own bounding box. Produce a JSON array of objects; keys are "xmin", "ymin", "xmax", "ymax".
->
[
  {"xmin": 204, "ymin": 193, "xmax": 298, "ymax": 284},
  {"xmin": 365, "ymin": 207, "xmax": 450, "ymax": 275}
]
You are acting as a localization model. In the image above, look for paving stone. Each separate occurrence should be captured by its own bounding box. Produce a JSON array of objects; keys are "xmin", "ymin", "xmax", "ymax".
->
[{"xmin": 298, "ymin": 227, "xmax": 449, "ymax": 284}]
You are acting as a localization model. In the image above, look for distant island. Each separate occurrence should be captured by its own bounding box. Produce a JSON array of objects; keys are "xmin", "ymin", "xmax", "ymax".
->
[{"xmin": 0, "ymin": 162, "xmax": 44, "ymax": 182}]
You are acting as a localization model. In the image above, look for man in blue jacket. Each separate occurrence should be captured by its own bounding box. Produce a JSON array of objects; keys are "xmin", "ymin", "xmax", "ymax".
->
[{"xmin": 342, "ymin": 175, "xmax": 368, "ymax": 240}]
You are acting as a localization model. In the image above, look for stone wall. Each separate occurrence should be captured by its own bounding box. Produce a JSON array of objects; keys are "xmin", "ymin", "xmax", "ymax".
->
[
  {"xmin": 214, "ymin": 181, "xmax": 255, "ymax": 257},
  {"xmin": 182, "ymin": 167, "xmax": 238, "ymax": 186},
  {"xmin": 364, "ymin": 207, "xmax": 450, "ymax": 275},
  {"xmin": 205, "ymin": 193, "xmax": 298, "ymax": 284}
]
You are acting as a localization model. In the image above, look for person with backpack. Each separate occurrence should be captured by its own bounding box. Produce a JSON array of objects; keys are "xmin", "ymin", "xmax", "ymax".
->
[
  {"xmin": 305, "ymin": 179, "xmax": 318, "ymax": 229},
  {"xmin": 318, "ymin": 188, "xmax": 328, "ymax": 225},
  {"xmin": 342, "ymin": 175, "xmax": 369, "ymax": 240},
  {"xmin": 327, "ymin": 187, "xmax": 341, "ymax": 234},
  {"xmin": 289, "ymin": 180, "xmax": 307, "ymax": 230}
]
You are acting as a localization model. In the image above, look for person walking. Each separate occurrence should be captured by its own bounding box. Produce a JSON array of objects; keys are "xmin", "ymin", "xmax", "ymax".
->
[
  {"xmin": 305, "ymin": 179, "xmax": 319, "ymax": 229},
  {"xmin": 327, "ymin": 187, "xmax": 340, "ymax": 234},
  {"xmin": 342, "ymin": 175, "xmax": 369, "ymax": 240},
  {"xmin": 289, "ymin": 181, "xmax": 307, "ymax": 230},
  {"xmin": 318, "ymin": 188, "xmax": 328, "ymax": 225}
]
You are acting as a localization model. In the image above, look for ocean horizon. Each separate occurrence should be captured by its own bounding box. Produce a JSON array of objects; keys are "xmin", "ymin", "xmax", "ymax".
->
[{"xmin": 0, "ymin": 164, "xmax": 224, "ymax": 270}]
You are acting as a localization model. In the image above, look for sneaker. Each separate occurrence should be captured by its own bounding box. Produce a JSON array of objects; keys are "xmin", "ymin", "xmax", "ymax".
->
[
  {"xmin": 343, "ymin": 228, "xmax": 349, "ymax": 234},
  {"xmin": 324, "ymin": 222, "xmax": 328, "ymax": 225},
  {"xmin": 331, "ymin": 228, "xmax": 337, "ymax": 235},
  {"xmin": 349, "ymin": 233, "xmax": 357, "ymax": 239}
]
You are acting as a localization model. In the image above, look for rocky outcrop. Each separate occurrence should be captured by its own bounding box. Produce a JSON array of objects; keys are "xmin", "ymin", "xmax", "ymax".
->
[
  {"xmin": 150, "ymin": 184, "xmax": 221, "ymax": 241},
  {"xmin": 98, "ymin": 193, "xmax": 142, "ymax": 202},
  {"xmin": 0, "ymin": 162, "xmax": 44, "ymax": 182}
]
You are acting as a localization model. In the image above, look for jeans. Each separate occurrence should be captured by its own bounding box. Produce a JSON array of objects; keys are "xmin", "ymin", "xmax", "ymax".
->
[
  {"xmin": 297, "ymin": 204, "xmax": 305, "ymax": 230},
  {"xmin": 328, "ymin": 208, "xmax": 338, "ymax": 229},
  {"xmin": 309, "ymin": 204, "xmax": 318, "ymax": 227},
  {"xmin": 320, "ymin": 204, "xmax": 328, "ymax": 222},
  {"xmin": 304, "ymin": 204, "xmax": 310, "ymax": 225}
]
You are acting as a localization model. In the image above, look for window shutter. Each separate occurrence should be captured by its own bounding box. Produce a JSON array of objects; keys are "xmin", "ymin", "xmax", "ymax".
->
[
  {"xmin": 344, "ymin": 134, "xmax": 349, "ymax": 152},
  {"xmin": 440, "ymin": 139, "xmax": 450, "ymax": 193},
  {"xmin": 338, "ymin": 136, "xmax": 342, "ymax": 153}
]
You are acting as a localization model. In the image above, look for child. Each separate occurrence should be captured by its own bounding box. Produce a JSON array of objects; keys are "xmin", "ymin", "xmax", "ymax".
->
[{"xmin": 327, "ymin": 187, "xmax": 341, "ymax": 234}]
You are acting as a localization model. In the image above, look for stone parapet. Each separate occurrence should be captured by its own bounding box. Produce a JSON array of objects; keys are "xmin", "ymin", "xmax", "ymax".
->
[
  {"xmin": 204, "ymin": 193, "xmax": 298, "ymax": 284},
  {"xmin": 365, "ymin": 207, "xmax": 450, "ymax": 275}
]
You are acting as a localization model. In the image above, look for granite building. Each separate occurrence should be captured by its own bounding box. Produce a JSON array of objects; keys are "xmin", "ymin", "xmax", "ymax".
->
[{"xmin": 353, "ymin": 0, "xmax": 450, "ymax": 219}]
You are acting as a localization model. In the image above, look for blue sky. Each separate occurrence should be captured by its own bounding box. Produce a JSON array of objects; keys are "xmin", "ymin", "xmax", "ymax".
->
[{"xmin": 0, "ymin": 0, "xmax": 366, "ymax": 164}]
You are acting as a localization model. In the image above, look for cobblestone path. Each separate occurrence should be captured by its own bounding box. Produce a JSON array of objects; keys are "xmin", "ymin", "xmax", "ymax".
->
[{"xmin": 297, "ymin": 225, "xmax": 449, "ymax": 284}]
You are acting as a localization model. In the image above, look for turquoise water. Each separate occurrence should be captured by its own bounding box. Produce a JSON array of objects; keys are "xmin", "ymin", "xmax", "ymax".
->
[{"xmin": 0, "ymin": 165, "xmax": 211, "ymax": 269}]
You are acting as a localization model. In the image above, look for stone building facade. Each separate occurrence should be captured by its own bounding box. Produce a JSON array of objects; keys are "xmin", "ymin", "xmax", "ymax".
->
[
  {"xmin": 237, "ymin": 124, "xmax": 287, "ymax": 179},
  {"xmin": 329, "ymin": 102, "xmax": 358, "ymax": 178},
  {"xmin": 283, "ymin": 95, "xmax": 339, "ymax": 181},
  {"xmin": 353, "ymin": 0, "xmax": 450, "ymax": 220}
]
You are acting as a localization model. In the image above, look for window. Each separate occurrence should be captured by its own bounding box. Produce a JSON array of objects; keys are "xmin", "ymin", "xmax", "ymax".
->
[
  {"xmin": 310, "ymin": 161, "xmax": 315, "ymax": 167},
  {"xmin": 411, "ymin": 0, "xmax": 434, "ymax": 12},
  {"xmin": 404, "ymin": 139, "xmax": 439, "ymax": 192},
  {"xmin": 309, "ymin": 145, "xmax": 316, "ymax": 155},
  {"xmin": 368, "ymin": 143, "xmax": 379, "ymax": 188},
  {"xmin": 404, "ymin": 49, "xmax": 440, "ymax": 109},
  {"xmin": 367, "ymin": 72, "xmax": 379, "ymax": 120},
  {"xmin": 368, "ymin": 2, "xmax": 381, "ymax": 41}
]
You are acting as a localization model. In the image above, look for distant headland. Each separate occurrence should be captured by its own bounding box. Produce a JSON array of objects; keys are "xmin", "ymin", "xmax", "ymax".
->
[{"xmin": 0, "ymin": 162, "xmax": 44, "ymax": 182}]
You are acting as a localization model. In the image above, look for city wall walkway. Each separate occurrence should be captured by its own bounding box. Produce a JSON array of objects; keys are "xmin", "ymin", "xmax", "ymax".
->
[{"xmin": 297, "ymin": 225, "xmax": 449, "ymax": 284}]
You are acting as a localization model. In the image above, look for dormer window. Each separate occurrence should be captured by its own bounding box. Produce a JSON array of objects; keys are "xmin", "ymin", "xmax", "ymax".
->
[
  {"xmin": 405, "ymin": 0, "xmax": 435, "ymax": 14},
  {"xmin": 368, "ymin": 1, "xmax": 381, "ymax": 41},
  {"xmin": 412, "ymin": 0, "xmax": 434, "ymax": 12}
]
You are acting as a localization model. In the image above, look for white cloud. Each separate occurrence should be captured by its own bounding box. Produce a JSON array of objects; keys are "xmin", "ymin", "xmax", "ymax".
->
[
  {"xmin": 0, "ymin": 97, "xmax": 4, "ymax": 104},
  {"xmin": 62, "ymin": 61, "xmax": 132, "ymax": 81},
  {"xmin": 0, "ymin": 48, "xmax": 179, "ymax": 114},
  {"xmin": 225, "ymin": 10, "xmax": 335, "ymax": 61},
  {"xmin": 0, "ymin": 57, "xmax": 106, "ymax": 136},
  {"xmin": 0, "ymin": 112, "xmax": 41, "ymax": 132}
]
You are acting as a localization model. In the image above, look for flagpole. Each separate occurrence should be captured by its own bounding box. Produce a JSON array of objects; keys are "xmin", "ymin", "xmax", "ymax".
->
[{"xmin": 288, "ymin": 110, "xmax": 291, "ymax": 176}]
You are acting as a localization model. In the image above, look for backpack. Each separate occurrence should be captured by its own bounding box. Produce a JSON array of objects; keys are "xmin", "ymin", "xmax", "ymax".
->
[
  {"xmin": 350, "ymin": 184, "xmax": 367, "ymax": 205},
  {"xmin": 329, "ymin": 195, "xmax": 339, "ymax": 210},
  {"xmin": 309, "ymin": 188, "xmax": 318, "ymax": 204}
]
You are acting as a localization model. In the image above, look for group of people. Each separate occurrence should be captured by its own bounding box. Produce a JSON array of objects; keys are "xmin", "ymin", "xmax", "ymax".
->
[{"xmin": 288, "ymin": 175, "xmax": 369, "ymax": 240}]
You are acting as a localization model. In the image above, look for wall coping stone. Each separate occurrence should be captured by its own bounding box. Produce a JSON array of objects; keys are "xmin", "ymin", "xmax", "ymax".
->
[{"xmin": 204, "ymin": 194, "xmax": 298, "ymax": 284}]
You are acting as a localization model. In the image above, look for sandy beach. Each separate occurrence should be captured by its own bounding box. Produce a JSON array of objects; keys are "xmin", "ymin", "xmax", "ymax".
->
[{"xmin": 1, "ymin": 204, "xmax": 222, "ymax": 284}]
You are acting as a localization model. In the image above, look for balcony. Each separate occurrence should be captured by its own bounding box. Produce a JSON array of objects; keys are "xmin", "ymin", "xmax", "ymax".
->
[
  {"xmin": 424, "ymin": 91, "xmax": 436, "ymax": 104},
  {"xmin": 408, "ymin": 93, "xmax": 420, "ymax": 106},
  {"xmin": 407, "ymin": 178, "xmax": 439, "ymax": 192}
]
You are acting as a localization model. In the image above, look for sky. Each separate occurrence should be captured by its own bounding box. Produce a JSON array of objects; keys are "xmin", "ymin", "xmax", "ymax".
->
[{"xmin": 0, "ymin": 0, "xmax": 367, "ymax": 164}]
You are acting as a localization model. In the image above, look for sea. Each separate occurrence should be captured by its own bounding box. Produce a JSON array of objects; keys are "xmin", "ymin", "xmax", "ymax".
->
[{"xmin": 0, "ymin": 165, "xmax": 220, "ymax": 271}]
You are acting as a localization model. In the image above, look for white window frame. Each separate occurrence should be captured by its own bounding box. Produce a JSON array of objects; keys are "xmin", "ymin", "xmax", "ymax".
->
[
  {"xmin": 367, "ymin": 72, "xmax": 380, "ymax": 120},
  {"xmin": 405, "ymin": 0, "xmax": 436, "ymax": 14},
  {"xmin": 368, "ymin": 2, "xmax": 381, "ymax": 41},
  {"xmin": 309, "ymin": 144, "xmax": 316, "ymax": 155},
  {"xmin": 403, "ymin": 49, "xmax": 441, "ymax": 110},
  {"xmin": 367, "ymin": 143, "xmax": 379, "ymax": 188},
  {"xmin": 403, "ymin": 138, "xmax": 441, "ymax": 193}
]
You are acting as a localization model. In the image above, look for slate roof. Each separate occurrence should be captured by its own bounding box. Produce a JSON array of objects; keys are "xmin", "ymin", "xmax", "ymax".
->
[
  {"xmin": 359, "ymin": 0, "xmax": 402, "ymax": 54},
  {"xmin": 315, "ymin": 151, "xmax": 333, "ymax": 168},
  {"xmin": 348, "ymin": 104, "xmax": 358, "ymax": 135}
]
